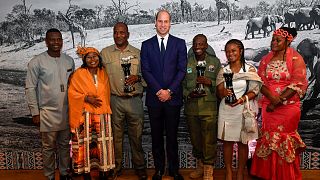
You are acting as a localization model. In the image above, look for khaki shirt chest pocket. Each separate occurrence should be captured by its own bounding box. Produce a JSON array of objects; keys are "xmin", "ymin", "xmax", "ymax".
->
[
  {"xmin": 104, "ymin": 57, "xmax": 118, "ymax": 76},
  {"xmin": 185, "ymin": 67, "xmax": 197, "ymax": 90},
  {"xmin": 205, "ymin": 70, "xmax": 217, "ymax": 84}
]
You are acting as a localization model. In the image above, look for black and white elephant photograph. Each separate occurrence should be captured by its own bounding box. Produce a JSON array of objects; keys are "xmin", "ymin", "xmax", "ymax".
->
[
  {"xmin": 310, "ymin": 5, "xmax": 320, "ymax": 29},
  {"xmin": 244, "ymin": 15, "xmax": 274, "ymax": 40},
  {"xmin": 297, "ymin": 38, "xmax": 320, "ymax": 81},
  {"xmin": 0, "ymin": 1, "xmax": 320, "ymax": 178},
  {"xmin": 297, "ymin": 38, "xmax": 320, "ymax": 105},
  {"xmin": 294, "ymin": 7, "xmax": 314, "ymax": 30},
  {"xmin": 284, "ymin": 9, "xmax": 297, "ymax": 28},
  {"xmin": 244, "ymin": 14, "xmax": 284, "ymax": 40}
]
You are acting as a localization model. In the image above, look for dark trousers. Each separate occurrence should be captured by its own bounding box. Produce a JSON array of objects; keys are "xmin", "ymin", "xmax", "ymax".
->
[{"xmin": 148, "ymin": 104, "xmax": 181, "ymax": 174}]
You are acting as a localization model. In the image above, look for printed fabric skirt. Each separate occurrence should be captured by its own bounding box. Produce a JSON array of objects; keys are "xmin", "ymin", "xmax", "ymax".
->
[
  {"xmin": 250, "ymin": 103, "xmax": 305, "ymax": 180},
  {"xmin": 71, "ymin": 112, "xmax": 115, "ymax": 174}
]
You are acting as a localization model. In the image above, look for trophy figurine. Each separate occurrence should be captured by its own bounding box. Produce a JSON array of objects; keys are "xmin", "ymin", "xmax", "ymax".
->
[
  {"xmin": 121, "ymin": 55, "xmax": 135, "ymax": 93},
  {"xmin": 223, "ymin": 68, "xmax": 237, "ymax": 104},
  {"xmin": 193, "ymin": 61, "xmax": 207, "ymax": 97}
]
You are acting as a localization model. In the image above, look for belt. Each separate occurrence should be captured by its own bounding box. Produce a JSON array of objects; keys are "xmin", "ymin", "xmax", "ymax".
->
[{"xmin": 112, "ymin": 94, "xmax": 141, "ymax": 99}]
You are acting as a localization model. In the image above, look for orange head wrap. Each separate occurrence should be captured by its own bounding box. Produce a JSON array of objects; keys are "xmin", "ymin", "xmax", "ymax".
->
[{"xmin": 76, "ymin": 46, "xmax": 100, "ymax": 59}]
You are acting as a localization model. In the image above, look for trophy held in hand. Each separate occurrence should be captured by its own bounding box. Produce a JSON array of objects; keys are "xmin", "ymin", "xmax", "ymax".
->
[
  {"xmin": 193, "ymin": 61, "xmax": 207, "ymax": 97},
  {"xmin": 223, "ymin": 68, "xmax": 237, "ymax": 104},
  {"xmin": 121, "ymin": 55, "xmax": 135, "ymax": 93}
]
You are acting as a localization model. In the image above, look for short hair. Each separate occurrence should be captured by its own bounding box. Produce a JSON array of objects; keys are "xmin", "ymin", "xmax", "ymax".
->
[
  {"xmin": 155, "ymin": 10, "xmax": 171, "ymax": 21},
  {"xmin": 114, "ymin": 22, "xmax": 129, "ymax": 32},
  {"xmin": 46, "ymin": 28, "xmax": 61, "ymax": 38},
  {"xmin": 193, "ymin": 34, "xmax": 208, "ymax": 44}
]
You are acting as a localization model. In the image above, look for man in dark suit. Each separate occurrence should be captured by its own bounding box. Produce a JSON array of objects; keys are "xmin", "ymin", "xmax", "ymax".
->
[{"xmin": 140, "ymin": 10, "xmax": 187, "ymax": 180}]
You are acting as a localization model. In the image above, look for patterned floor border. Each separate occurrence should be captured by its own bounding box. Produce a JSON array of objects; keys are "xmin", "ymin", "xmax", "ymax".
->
[{"xmin": 1, "ymin": 143, "xmax": 319, "ymax": 170}]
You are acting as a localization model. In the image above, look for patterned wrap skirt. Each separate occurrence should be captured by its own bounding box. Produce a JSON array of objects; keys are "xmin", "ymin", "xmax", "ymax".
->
[{"xmin": 71, "ymin": 112, "xmax": 115, "ymax": 173}]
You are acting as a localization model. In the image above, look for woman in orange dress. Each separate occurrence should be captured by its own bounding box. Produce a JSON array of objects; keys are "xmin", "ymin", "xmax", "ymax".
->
[
  {"xmin": 68, "ymin": 47, "xmax": 115, "ymax": 180},
  {"xmin": 250, "ymin": 27, "xmax": 308, "ymax": 180}
]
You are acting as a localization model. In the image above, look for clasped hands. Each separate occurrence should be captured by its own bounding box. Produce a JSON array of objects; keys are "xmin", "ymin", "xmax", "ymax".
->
[
  {"xmin": 266, "ymin": 95, "xmax": 285, "ymax": 112},
  {"xmin": 85, "ymin": 95, "xmax": 102, "ymax": 108},
  {"xmin": 157, "ymin": 89, "xmax": 171, "ymax": 102}
]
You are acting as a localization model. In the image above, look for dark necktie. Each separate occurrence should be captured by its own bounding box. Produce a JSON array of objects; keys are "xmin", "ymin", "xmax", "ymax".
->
[{"xmin": 160, "ymin": 38, "xmax": 165, "ymax": 58}]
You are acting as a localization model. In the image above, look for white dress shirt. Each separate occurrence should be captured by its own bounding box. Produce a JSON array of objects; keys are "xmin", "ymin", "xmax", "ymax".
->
[{"xmin": 157, "ymin": 33, "xmax": 169, "ymax": 50}]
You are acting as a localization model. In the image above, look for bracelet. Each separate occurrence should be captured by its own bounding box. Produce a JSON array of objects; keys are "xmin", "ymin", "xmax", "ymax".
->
[
  {"xmin": 245, "ymin": 95, "xmax": 249, "ymax": 102},
  {"xmin": 239, "ymin": 97, "xmax": 244, "ymax": 103},
  {"xmin": 279, "ymin": 96, "xmax": 287, "ymax": 105}
]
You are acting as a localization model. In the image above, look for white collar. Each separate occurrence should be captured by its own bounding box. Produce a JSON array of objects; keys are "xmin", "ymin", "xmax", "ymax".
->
[{"xmin": 156, "ymin": 33, "xmax": 169, "ymax": 41}]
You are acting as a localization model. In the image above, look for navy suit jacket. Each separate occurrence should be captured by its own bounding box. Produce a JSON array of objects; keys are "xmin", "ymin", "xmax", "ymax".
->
[{"xmin": 141, "ymin": 34, "xmax": 187, "ymax": 107}]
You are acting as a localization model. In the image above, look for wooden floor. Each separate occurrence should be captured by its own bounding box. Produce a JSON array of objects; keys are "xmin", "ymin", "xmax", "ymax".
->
[{"xmin": 0, "ymin": 169, "xmax": 319, "ymax": 180}]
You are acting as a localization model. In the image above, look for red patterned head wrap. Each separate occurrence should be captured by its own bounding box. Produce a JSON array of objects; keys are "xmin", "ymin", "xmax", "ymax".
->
[{"xmin": 273, "ymin": 27, "xmax": 297, "ymax": 42}]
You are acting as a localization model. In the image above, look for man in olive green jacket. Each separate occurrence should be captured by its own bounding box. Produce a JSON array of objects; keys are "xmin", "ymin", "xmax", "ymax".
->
[{"xmin": 183, "ymin": 34, "xmax": 221, "ymax": 180}]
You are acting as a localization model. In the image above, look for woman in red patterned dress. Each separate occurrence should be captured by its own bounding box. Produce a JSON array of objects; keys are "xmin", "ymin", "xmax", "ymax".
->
[{"xmin": 250, "ymin": 27, "xmax": 308, "ymax": 180}]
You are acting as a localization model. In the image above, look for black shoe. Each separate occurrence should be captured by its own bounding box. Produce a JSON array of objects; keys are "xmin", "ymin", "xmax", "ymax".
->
[
  {"xmin": 107, "ymin": 169, "xmax": 121, "ymax": 180},
  {"xmin": 60, "ymin": 174, "xmax": 72, "ymax": 180},
  {"xmin": 169, "ymin": 172, "xmax": 184, "ymax": 180},
  {"xmin": 136, "ymin": 169, "xmax": 148, "ymax": 180},
  {"xmin": 83, "ymin": 173, "xmax": 92, "ymax": 180},
  {"xmin": 99, "ymin": 171, "xmax": 108, "ymax": 180},
  {"xmin": 152, "ymin": 170, "xmax": 163, "ymax": 180}
]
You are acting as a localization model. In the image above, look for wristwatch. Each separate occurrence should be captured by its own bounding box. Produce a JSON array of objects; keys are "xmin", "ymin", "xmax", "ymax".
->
[{"xmin": 137, "ymin": 75, "xmax": 142, "ymax": 82}]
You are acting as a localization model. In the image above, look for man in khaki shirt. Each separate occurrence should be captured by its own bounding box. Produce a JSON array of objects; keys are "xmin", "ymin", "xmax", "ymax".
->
[{"xmin": 100, "ymin": 22, "xmax": 147, "ymax": 180}]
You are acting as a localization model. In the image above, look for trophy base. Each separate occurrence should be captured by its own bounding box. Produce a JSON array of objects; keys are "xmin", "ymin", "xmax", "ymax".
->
[
  {"xmin": 192, "ymin": 90, "xmax": 207, "ymax": 97},
  {"xmin": 124, "ymin": 86, "xmax": 135, "ymax": 93},
  {"xmin": 225, "ymin": 96, "xmax": 237, "ymax": 104}
]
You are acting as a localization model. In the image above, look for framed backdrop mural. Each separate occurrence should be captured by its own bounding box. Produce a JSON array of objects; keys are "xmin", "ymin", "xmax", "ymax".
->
[{"xmin": 0, "ymin": 0, "xmax": 319, "ymax": 170}]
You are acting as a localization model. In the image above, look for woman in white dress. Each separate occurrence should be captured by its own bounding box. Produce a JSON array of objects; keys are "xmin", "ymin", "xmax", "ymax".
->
[{"xmin": 216, "ymin": 39, "xmax": 262, "ymax": 180}]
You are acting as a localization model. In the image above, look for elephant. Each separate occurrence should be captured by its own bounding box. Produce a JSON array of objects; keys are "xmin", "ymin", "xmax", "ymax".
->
[
  {"xmin": 297, "ymin": 38, "xmax": 320, "ymax": 82},
  {"xmin": 298, "ymin": 38, "xmax": 320, "ymax": 115},
  {"xmin": 245, "ymin": 15, "xmax": 274, "ymax": 40},
  {"xmin": 257, "ymin": 15, "xmax": 284, "ymax": 34},
  {"xmin": 311, "ymin": 60, "xmax": 320, "ymax": 99},
  {"xmin": 296, "ymin": 38, "xmax": 320, "ymax": 116},
  {"xmin": 301, "ymin": 60, "xmax": 320, "ymax": 116},
  {"xmin": 310, "ymin": 5, "xmax": 320, "ymax": 29},
  {"xmin": 244, "ymin": 47, "xmax": 269, "ymax": 64},
  {"xmin": 294, "ymin": 7, "xmax": 314, "ymax": 30},
  {"xmin": 272, "ymin": 15, "xmax": 284, "ymax": 25},
  {"xmin": 284, "ymin": 9, "xmax": 296, "ymax": 28}
]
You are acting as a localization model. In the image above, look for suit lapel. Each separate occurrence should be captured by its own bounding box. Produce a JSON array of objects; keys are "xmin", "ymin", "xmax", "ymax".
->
[
  {"xmin": 152, "ymin": 36, "xmax": 160, "ymax": 55},
  {"xmin": 163, "ymin": 35, "xmax": 174, "ymax": 67},
  {"xmin": 151, "ymin": 36, "xmax": 163, "ymax": 68}
]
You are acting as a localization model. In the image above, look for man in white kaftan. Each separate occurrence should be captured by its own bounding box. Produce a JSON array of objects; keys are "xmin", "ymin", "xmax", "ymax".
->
[{"xmin": 25, "ymin": 28, "xmax": 75, "ymax": 180}]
